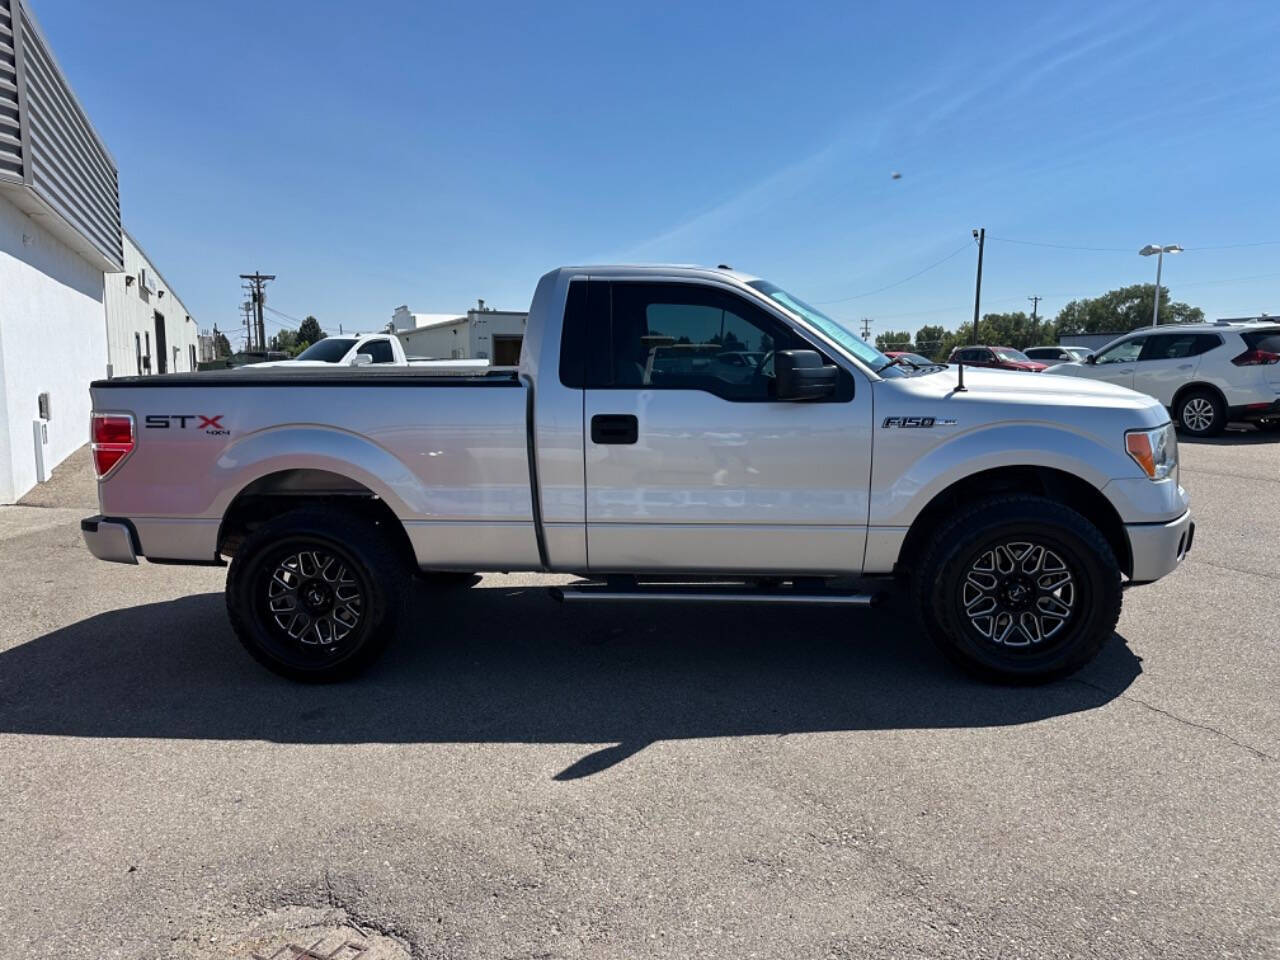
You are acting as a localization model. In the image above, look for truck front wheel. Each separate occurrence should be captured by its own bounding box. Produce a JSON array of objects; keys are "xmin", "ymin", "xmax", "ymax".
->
[
  {"xmin": 226, "ymin": 507, "xmax": 405, "ymax": 682},
  {"xmin": 911, "ymin": 495, "xmax": 1122, "ymax": 683}
]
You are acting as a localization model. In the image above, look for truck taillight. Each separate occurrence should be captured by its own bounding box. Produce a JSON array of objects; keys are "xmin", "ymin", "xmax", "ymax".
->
[
  {"xmin": 1231, "ymin": 348, "xmax": 1280, "ymax": 366},
  {"xmin": 91, "ymin": 413, "xmax": 135, "ymax": 479}
]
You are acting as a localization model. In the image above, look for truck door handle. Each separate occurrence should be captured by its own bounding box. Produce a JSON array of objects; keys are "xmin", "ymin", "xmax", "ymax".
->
[
  {"xmin": 591, "ymin": 414, "xmax": 638, "ymax": 444},
  {"xmin": 1178, "ymin": 363, "xmax": 1193, "ymax": 370}
]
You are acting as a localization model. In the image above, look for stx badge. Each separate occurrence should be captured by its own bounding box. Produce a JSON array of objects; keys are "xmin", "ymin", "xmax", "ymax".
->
[{"xmin": 144, "ymin": 414, "xmax": 229, "ymax": 435}]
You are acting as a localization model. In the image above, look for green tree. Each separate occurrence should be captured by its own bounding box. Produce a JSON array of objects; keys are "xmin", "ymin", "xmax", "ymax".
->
[
  {"xmin": 914, "ymin": 325, "xmax": 947, "ymax": 358},
  {"xmin": 976, "ymin": 311, "xmax": 1049, "ymax": 350},
  {"xmin": 1054, "ymin": 284, "xmax": 1203, "ymax": 336},
  {"xmin": 269, "ymin": 329, "xmax": 300, "ymax": 355},
  {"xmin": 296, "ymin": 316, "xmax": 326, "ymax": 348},
  {"xmin": 874, "ymin": 330, "xmax": 913, "ymax": 352},
  {"xmin": 213, "ymin": 331, "xmax": 232, "ymax": 358}
]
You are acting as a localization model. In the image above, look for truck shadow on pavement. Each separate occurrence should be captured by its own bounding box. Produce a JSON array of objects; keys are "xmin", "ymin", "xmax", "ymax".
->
[{"xmin": 0, "ymin": 584, "xmax": 1141, "ymax": 779}]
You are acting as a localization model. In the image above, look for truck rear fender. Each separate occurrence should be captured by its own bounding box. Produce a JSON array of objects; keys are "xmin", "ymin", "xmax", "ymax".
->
[{"xmin": 210, "ymin": 426, "xmax": 424, "ymax": 533}]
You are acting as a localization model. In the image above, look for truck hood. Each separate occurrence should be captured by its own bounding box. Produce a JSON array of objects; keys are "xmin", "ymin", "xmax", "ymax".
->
[{"xmin": 885, "ymin": 365, "xmax": 1167, "ymax": 422}]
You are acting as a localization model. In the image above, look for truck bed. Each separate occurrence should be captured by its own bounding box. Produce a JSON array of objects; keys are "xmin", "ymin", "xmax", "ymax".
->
[{"xmin": 90, "ymin": 370, "xmax": 538, "ymax": 569}]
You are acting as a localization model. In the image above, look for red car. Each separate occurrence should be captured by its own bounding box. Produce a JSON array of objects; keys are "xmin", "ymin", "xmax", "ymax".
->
[{"xmin": 947, "ymin": 345, "xmax": 1048, "ymax": 372}]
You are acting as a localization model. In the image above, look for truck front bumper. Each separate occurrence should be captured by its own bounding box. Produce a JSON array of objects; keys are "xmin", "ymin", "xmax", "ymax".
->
[
  {"xmin": 1126, "ymin": 510, "xmax": 1193, "ymax": 585},
  {"xmin": 81, "ymin": 516, "xmax": 138, "ymax": 565}
]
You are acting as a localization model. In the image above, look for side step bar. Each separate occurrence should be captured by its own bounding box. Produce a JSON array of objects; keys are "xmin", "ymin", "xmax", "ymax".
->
[{"xmin": 549, "ymin": 585, "xmax": 882, "ymax": 607}]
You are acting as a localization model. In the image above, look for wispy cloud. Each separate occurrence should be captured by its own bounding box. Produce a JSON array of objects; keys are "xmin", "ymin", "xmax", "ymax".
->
[{"xmin": 595, "ymin": 138, "xmax": 847, "ymax": 263}]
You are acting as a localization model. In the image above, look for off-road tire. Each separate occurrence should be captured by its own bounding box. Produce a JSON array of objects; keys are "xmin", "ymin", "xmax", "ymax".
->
[
  {"xmin": 910, "ymin": 494, "xmax": 1122, "ymax": 684},
  {"xmin": 226, "ymin": 507, "xmax": 406, "ymax": 682}
]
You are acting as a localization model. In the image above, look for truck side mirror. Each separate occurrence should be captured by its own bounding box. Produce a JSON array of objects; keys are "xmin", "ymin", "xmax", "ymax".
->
[
  {"xmin": 775, "ymin": 350, "xmax": 837, "ymax": 400},
  {"xmin": 350, "ymin": 353, "xmax": 373, "ymax": 366},
  {"xmin": 1086, "ymin": 354, "xmax": 1097, "ymax": 364}
]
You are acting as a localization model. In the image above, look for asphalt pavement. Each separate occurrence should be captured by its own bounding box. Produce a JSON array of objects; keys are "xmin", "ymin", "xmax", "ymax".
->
[{"xmin": 0, "ymin": 436, "xmax": 1276, "ymax": 959}]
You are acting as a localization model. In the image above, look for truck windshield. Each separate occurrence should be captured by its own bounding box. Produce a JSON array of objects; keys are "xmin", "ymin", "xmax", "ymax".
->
[
  {"xmin": 295, "ymin": 338, "xmax": 356, "ymax": 362},
  {"xmin": 746, "ymin": 280, "xmax": 898, "ymax": 374}
]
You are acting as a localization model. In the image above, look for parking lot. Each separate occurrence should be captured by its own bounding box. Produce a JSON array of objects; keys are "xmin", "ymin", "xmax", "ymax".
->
[{"xmin": 1, "ymin": 436, "xmax": 1277, "ymax": 959}]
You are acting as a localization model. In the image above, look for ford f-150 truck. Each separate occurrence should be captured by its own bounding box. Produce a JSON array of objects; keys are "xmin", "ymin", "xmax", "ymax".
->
[{"xmin": 82, "ymin": 265, "xmax": 1193, "ymax": 683}]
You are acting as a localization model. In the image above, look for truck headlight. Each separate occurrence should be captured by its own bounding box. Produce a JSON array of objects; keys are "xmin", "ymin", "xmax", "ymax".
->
[{"xmin": 1125, "ymin": 423, "xmax": 1178, "ymax": 480}]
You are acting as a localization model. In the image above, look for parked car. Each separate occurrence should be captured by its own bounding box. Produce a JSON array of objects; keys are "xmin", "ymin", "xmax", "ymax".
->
[
  {"xmin": 82, "ymin": 264, "xmax": 1191, "ymax": 686},
  {"xmin": 885, "ymin": 350, "xmax": 941, "ymax": 368},
  {"xmin": 948, "ymin": 345, "xmax": 1048, "ymax": 372},
  {"xmin": 1025, "ymin": 345, "xmax": 1093, "ymax": 366},
  {"xmin": 1045, "ymin": 322, "xmax": 1280, "ymax": 436}
]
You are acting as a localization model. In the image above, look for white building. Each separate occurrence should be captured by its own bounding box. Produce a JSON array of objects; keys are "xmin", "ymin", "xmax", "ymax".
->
[
  {"xmin": 0, "ymin": 0, "xmax": 122, "ymax": 503},
  {"xmin": 104, "ymin": 230, "xmax": 201, "ymax": 377},
  {"xmin": 0, "ymin": 0, "xmax": 197, "ymax": 503},
  {"xmin": 394, "ymin": 300, "xmax": 527, "ymax": 364}
]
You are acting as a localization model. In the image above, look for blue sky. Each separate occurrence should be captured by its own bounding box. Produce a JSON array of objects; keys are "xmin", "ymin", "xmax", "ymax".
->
[{"xmin": 35, "ymin": 0, "xmax": 1280, "ymax": 343}]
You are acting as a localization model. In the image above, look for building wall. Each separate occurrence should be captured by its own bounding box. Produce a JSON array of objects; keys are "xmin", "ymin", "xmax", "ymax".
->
[
  {"xmin": 467, "ymin": 310, "xmax": 526, "ymax": 362},
  {"xmin": 0, "ymin": 191, "xmax": 106, "ymax": 502},
  {"xmin": 398, "ymin": 319, "xmax": 468, "ymax": 359},
  {"xmin": 104, "ymin": 231, "xmax": 200, "ymax": 377}
]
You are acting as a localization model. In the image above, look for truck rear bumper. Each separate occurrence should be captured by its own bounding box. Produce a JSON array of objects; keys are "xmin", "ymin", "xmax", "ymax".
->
[
  {"xmin": 1126, "ymin": 510, "xmax": 1193, "ymax": 585},
  {"xmin": 81, "ymin": 516, "xmax": 139, "ymax": 565}
]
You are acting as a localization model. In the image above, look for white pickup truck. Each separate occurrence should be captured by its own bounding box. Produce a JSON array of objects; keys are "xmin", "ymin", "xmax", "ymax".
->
[
  {"xmin": 256, "ymin": 332, "xmax": 409, "ymax": 367},
  {"xmin": 82, "ymin": 265, "xmax": 1192, "ymax": 683}
]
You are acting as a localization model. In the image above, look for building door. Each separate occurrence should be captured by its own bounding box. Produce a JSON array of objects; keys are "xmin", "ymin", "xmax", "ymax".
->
[
  {"xmin": 493, "ymin": 335, "xmax": 522, "ymax": 366},
  {"xmin": 154, "ymin": 313, "xmax": 168, "ymax": 374},
  {"xmin": 582, "ymin": 280, "xmax": 872, "ymax": 575}
]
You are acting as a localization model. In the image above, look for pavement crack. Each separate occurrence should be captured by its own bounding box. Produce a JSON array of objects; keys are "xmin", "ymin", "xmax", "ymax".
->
[
  {"xmin": 1183, "ymin": 556, "xmax": 1280, "ymax": 583},
  {"xmin": 1071, "ymin": 677, "xmax": 1276, "ymax": 762}
]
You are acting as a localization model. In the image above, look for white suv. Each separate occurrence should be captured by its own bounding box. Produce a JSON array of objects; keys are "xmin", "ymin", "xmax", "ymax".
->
[{"xmin": 1046, "ymin": 322, "xmax": 1280, "ymax": 436}]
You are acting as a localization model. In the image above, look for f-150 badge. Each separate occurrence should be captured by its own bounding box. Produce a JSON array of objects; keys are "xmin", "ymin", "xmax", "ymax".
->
[{"xmin": 882, "ymin": 416, "xmax": 958, "ymax": 428}]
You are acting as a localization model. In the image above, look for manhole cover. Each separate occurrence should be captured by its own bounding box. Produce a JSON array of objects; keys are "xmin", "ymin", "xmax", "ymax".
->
[
  {"xmin": 208, "ymin": 910, "xmax": 410, "ymax": 960},
  {"xmin": 240, "ymin": 925, "xmax": 408, "ymax": 960}
]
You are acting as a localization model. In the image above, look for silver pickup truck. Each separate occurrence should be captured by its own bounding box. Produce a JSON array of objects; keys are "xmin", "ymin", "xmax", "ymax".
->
[{"xmin": 82, "ymin": 265, "xmax": 1192, "ymax": 683}]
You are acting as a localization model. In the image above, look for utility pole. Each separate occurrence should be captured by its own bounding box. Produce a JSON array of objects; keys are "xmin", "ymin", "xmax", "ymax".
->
[
  {"xmin": 241, "ymin": 300, "xmax": 254, "ymax": 352},
  {"xmin": 1028, "ymin": 295, "xmax": 1041, "ymax": 322},
  {"xmin": 240, "ymin": 271, "xmax": 276, "ymax": 352},
  {"xmin": 971, "ymin": 227, "xmax": 985, "ymax": 344},
  {"xmin": 860, "ymin": 317, "xmax": 871, "ymax": 340}
]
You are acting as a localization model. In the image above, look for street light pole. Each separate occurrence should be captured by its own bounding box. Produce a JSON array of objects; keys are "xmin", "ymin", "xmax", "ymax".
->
[
  {"xmin": 1151, "ymin": 251, "xmax": 1164, "ymax": 327},
  {"xmin": 1138, "ymin": 243, "xmax": 1182, "ymax": 327}
]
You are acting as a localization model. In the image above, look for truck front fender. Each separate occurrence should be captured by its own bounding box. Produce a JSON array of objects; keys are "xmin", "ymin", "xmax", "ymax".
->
[{"xmin": 869, "ymin": 421, "xmax": 1135, "ymax": 528}]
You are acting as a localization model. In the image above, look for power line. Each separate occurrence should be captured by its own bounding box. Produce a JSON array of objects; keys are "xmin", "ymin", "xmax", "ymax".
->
[
  {"xmin": 988, "ymin": 236, "xmax": 1130, "ymax": 252},
  {"xmin": 813, "ymin": 240, "xmax": 976, "ymax": 304},
  {"xmin": 263, "ymin": 304, "xmax": 304, "ymax": 325},
  {"xmin": 1180, "ymin": 240, "xmax": 1280, "ymax": 251}
]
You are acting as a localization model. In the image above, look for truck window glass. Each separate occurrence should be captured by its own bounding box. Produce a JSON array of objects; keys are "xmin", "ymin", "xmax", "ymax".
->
[
  {"xmin": 365, "ymin": 339, "xmax": 395, "ymax": 363},
  {"xmin": 296, "ymin": 338, "xmax": 357, "ymax": 362},
  {"xmin": 608, "ymin": 283, "xmax": 803, "ymax": 401}
]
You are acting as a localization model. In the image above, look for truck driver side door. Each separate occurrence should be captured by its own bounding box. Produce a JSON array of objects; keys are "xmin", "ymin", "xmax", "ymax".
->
[{"xmin": 580, "ymin": 279, "xmax": 873, "ymax": 575}]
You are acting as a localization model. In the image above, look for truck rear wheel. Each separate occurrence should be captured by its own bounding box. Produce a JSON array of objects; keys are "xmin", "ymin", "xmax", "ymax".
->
[
  {"xmin": 226, "ymin": 507, "xmax": 405, "ymax": 682},
  {"xmin": 911, "ymin": 495, "xmax": 1122, "ymax": 683}
]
